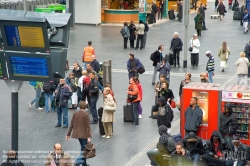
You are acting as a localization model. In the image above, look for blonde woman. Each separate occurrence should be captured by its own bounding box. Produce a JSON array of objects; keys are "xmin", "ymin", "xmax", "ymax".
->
[
  {"xmin": 200, "ymin": 73, "xmax": 209, "ymax": 83},
  {"xmin": 102, "ymin": 87, "xmax": 115, "ymax": 139},
  {"xmin": 218, "ymin": 42, "xmax": 230, "ymax": 72},
  {"xmin": 235, "ymin": 52, "xmax": 250, "ymax": 85}
]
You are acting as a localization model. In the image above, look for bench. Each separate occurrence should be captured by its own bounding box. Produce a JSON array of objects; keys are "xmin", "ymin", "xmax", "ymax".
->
[{"xmin": 210, "ymin": 15, "xmax": 220, "ymax": 19}]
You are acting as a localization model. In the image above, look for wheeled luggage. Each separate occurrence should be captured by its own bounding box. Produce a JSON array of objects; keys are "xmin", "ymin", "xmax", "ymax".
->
[
  {"xmin": 148, "ymin": 14, "xmax": 154, "ymax": 24},
  {"xmin": 150, "ymin": 96, "xmax": 159, "ymax": 119},
  {"xmin": 39, "ymin": 92, "xmax": 45, "ymax": 108},
  {"xmin": 168, "ymin": 10, "xmax": 175, "ymax": 20},
  {"xmin": 123, "ymin": 104, "xmax": 134, "ymax": 122},
  {"xmin": 233, "ymin": 11, "xmax": 241, "ymax": 20},
  {"xmin": 165, "ymin": 53, "xmax": 174, "ymax": 66}
]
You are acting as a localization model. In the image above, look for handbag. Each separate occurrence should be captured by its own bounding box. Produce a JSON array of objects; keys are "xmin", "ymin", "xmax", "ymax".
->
[
  {"xmin": 104, "ymin": 103, "xmax": 116, "ymax": 112},
  {"xmin": 83, "ymin": 143, "xmax": 96, "ymax": 159},
  {"xmin": 170, "ymin": 100, "xmax": 176, "ymax": 108},
  {"xmin": 128, "ymin": 94, "xmax": 138, "ymax": 101},
  {"xmin": 188, "ymin": 39, "xmax": 193, "ymax": 52}
]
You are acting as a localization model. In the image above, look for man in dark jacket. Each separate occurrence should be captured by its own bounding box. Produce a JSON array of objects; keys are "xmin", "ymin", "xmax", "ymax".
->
[
  {"xmin": 89, "ymin": 71, "xmax": 99, "ymax": 124},
  {"xmin": 169, "ymin": 32, "xmax": 183, "ymax": 67},
  {"xmin": 183, "ymin": 132, "xmax": 203, "ymax": 166},
  {"xmin": 55, "ymin": 78, "xmax": 72, "ymax": 128},
  {"xmin": 90, "ymin": 55, "xmax": 100, "ymax": 74},
  {"xmin": 194, "ymin": 10, "xmax": 203, "ymax": 37},
  {"xmin": 127, "ymin": 53, "xmax": 143, "ymax": 79},
  {"xmin": 202, "ymin": 130, "xmax": 226, "ymax": 166},
  {"xmin": 151, "ymin": 45, "xmax": 164, "ymax": 85},
  {"xmin": 153, "ymin": 96, "xmax": 174, "ymax": 128},
  {"xmin": 217, "ymin": 1, "xmax": 226, "ymax": 20},
  {"xmin": 177, "ymin": 1, "xmax": 183, "ymax": 22},
  {"xmin": 1, "ymin": 150, "xmax": 24, "ymax": 166},
  {"xmin": 244, "ymin": 41, "xmax": 250, "ymax": 77},
  {"xmin": 225, "ymin": 136, "xmax": 249, "ymax": 166},
  {"xmin": 242, "ymin": 9, "xmax": 250, "ymax": 34},
  {"xmin": 184, "ymin": 97, "xmax": 203, "ymax": 135},
  {"xmin": 219, "ymin": 103, "xmax": 238, "ymax": 150},
  {"xmin": 171, "ymin": 142, "xmax": 192, "ymax": 166},
  {"xmin": 151, "ymin": 1, "xmax": 157, "ymax": 23}
]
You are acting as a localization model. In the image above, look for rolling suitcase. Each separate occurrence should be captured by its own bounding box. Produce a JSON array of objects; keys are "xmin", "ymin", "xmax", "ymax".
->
[
  {"xmin": 233, "ymin": 11, "xmax": 240, "ymax": 20},
  {"xmin": 168, "ymin": 10, "xmax": 175, "ymax": 20},
  {"xmin": 123, "ymin": 104, "xmax": 134, "ymax": 122},
  {"xmin": 165, "ymin": 53, "xmax": 174, "ymax": 66},
  {"xmin": 150, "ymin": 96, "xmax": 159, "ymax": 119},
  {"xmin": 39, "ymin": 92, "xmax": 45, "ymax": 108}
]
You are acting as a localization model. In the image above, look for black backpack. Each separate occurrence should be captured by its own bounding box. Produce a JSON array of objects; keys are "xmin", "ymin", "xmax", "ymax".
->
[
  {"xmin": 150, "ymin": 50, "xmax": 157, "ymax": 61},
  {"xmin": 120, "ymin": 27, "xmax": 126, "ymax": 36},
  {"xmin": 43, "ymin": 82, "xmax": 51, "ymax": 92},
  {"xmin": 144, "ymin": 22, "xmax": 149, "ymax": 32}
]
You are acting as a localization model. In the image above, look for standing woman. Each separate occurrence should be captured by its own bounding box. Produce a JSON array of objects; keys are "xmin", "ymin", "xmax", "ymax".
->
[
  {"xmin": 218, "ymin": 41, "xmax": 230, "ymax": 72},
  {"xmin": 158, "ymin": 0, "xmax": 164, "ymax": 20},
  {"xmin": 135, "ymin": 20, "xmax": 145, "ymax": 49},
  {"xmin": 123, "ymin": 22, "xmax": 130, "ymax": 49},
  {"xmin": 189, "ymin": 34, "xmax": 200, "ymax": 67},
  {"xmin": 134, "ymin": 77, "xmax": 143, "ymax": 119},
  {"xmin": 217, "ymin": 1, "xmax": 226, "ymax": 20},
  {"xmin": 127, "ymin": 77, "xmax": 141, "ymax": 125},
  {"xmin": 128, "ymin": 21, "xmax": 136, "ymax": 48},
  {"xmin": 235, "ymin": 52, "xmax": 250, "ymax": 85},
  {"xmin": 194, "ymin": 10, "xmax": 203, "ymax": 37},
  {"xmin": 179, "ymin": 73, "xmax": 192, "ymax": 97},
  {"xmin": 102, "ymin": 87, "xmax": 115, "ymax": 138}
]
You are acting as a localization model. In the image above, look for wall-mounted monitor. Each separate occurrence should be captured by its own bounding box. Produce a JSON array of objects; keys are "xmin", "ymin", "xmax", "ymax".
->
[
  {"xmin": 0, "ymin": 51, "xmax": 8, "ymax": 80},
  {"xmin": 0, "ymin": 17, "xmax": 51, "ymax": 53},
  {"xmin": 50, "ymin": 48, "xmax": 67, "ymax": 78},
  {"xmin": 5, "ymin": 51, "xmax": 53, "ymax": 82}
]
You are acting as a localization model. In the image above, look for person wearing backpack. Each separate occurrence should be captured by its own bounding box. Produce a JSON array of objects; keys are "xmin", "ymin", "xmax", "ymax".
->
[
  {"xmin": 82, "ymin": 73, "xmax": 91, "ymax": 107},
  {"xmin": 43, "ymin": 81, "xmax": 56, "ymax": 113},
  {"xmin": 143, "ymin": 21, "xmax": 149, "ymax": 48},
  {"xmin": 68, "ymin": 73, "xmax": 78, "ymax": 109},
  {"xmin": 29, "ymin": 81, "xmax": 43, "ymax": 110},
  {"xmin": 122, "ymin": 22, "xmax": 130, "ymax": 49},
  {"xmin": 151, "ymin": 45, "xmax": 164, "ymax": 85}
]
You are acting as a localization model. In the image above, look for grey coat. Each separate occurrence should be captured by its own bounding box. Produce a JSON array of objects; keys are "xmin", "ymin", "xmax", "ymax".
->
[
  {"xmin": 124, "ymin": 26, "xmax": 130, "ymax": 38},
  {"xmin": 184, "ymin": 105, "xmax": 203, "ymax": 132},
  {"xmin": 157, "ymin": 62, "xmax": 171, "ymax": 78}
]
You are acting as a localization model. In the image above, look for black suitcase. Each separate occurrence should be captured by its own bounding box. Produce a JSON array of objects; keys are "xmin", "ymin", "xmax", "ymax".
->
[
  {"xmin": 233, "ymin": 11, "xmax": 241, "ymax": 20},
  {"xmin": 168, "ymin": 10, "xmax": 175, "ymax": 20},
  {"xmin": 148, "ymin": 14, "xmax": 154, "ymax": 24},
  {"xmin": 98, "ymin": 107, "xmax": 103, "ymax": 118},
  {"xmin": 165, "ymin": 53, "xmax": 174, "ymax": 66},
  {"xmin": 39, "ymin": 92, "xmax": 45, "ymax": 108},
  {"xmin": 123, "ymin": 105, "xmax": 134, "ymax": 122},
  {"xmin": 150, "ymin": 96, "xmax": 159, "ymax": 119}
]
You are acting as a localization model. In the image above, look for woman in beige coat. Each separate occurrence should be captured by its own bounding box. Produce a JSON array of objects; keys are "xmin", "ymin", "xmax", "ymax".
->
[
  {"xmin": 102, "ymin": 87, "xmax": 115, "ymax": 139},
  {"xmin": 235, "ymin": 52, "xmax": 250, "ymax": 85},
  {"xmin": 218, "ymin": 41, "xmax": 230, "ymax": 72}
]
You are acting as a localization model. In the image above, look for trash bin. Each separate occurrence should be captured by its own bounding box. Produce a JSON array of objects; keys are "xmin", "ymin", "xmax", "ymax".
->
[{"xmin": 48, "ymin": 3, "xmax": 66, "ymax": 13}]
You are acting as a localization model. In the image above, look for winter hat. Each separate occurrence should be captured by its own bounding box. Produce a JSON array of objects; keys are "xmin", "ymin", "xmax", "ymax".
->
[{"xmin": 158, "ymin": 125, "xmax": 168, "ymax": 136}]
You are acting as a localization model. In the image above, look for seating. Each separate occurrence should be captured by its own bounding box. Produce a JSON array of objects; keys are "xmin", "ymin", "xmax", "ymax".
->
[{"xmin": 210, "ymin": 15, "xmax": 220, "ymax": 19}]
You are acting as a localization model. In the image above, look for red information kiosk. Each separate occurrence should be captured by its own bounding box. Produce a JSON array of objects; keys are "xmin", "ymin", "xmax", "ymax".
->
[{"xmin": 180, "ymin": 82, "xmax": 222, "ymax": 140}]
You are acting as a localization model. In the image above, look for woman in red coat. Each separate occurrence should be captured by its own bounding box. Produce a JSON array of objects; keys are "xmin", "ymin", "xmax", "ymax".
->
[
  {"xmin": 127, "ymin": 77, "xmax": 141, "ymax": 125},
  {"xmin": 134, "ymin": 77, "xmax": 143, "ymax": 119}
]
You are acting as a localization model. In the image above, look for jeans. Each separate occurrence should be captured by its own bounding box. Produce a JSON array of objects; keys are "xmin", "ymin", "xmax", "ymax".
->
[
  {"xmin": 208, "ymin": 71, "xmax": 214, "ymax": 83},
  {"xmin": 236, "ymin": 74, "xmax": 248, "ymax": 85},
  {"xmin": 77, "ymin": 87, "xmax": 82, "ymax": 103},
  {"xmin": 135, "ymin": 34, "xmax": 144, "ymax": 49},
  {"xmin": 82, "ymin": 62, "xmax": 87, "ymax": 70},
  {"xmin": 128, "ymin": 71, "xmax": 139, "ymax": 79},
  {"xmin": 98, "ymin": 82, "xmax": 103, "ymax": 91},
  {"xmin": 225, "ymin": 160, "xmax": 246, "ymax": 166},
  {"xmin": 221, "ymin": 134, "xmax": 233, "ymax": 150},
  {"xmin": 173, "ymin": 50, "xmax": 180, "ymax": 66},
  {"xmin": 191, "ymin": 53, "xmax": 199, "ymax": 66},
  {"xmin": 90, "ymin": 96, "xmax": 98, "ymax": 122},
  {"xmin": 132, "ymin": 101, "xmax": 139, "ymax": 124},
  {"xmin": 203, "ymin": 19, "xmax": 207, "ymax": 29},
  {"xmin": 152, "ymin": 66, "xmax": 158, "ymax": 83},
  {"xmin": 30, "ymin": 88, "xmax": 42, "ymax": 109},
  {"xmin": 45, "ymin": 93, "xmax": 54, "ymax": 112},
  {"xmin": 75, "ymin": 138, "xmax": 87, "ymax": 166},
  {"xmin": 191, "ymin": 154, "xmax": 200, "ymax": 166},
  {"xmin": 158, "ymin": 11, "xmax": 163, "ymax": 19},
  {"xmin": 196, "ymin": 29, "xmax": 201, "ymax": 36},
  {"xmin": 143, "ymin": 31, "xmax": 147, "ymax": 48},
  {"xmin": 56, "ymin": 106, "xmax": 68, "ymax": 127},
  {"xmin": 82, "ymin": 89, "xmax": 90, "ymax": 105},
  {"xmin": 124, "ymin": 37, "xmax": 128, "ymax": 49},
  {"xmin": 202, "ymin": 154, "xmax": 225, "ymax": 166}
]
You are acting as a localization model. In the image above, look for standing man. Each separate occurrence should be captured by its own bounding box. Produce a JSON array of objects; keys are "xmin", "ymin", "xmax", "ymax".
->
[
  {"xmin": 89, "ymin": 71, "xmax": 99, "ymax": 124},
  {"xmin": 158, "ymin": 0, "xmax": 164, "ymax": 20},
  {"xmin": 55, "ymin": 78, "xmax": 72, "ymax": 128},
  {"xmin": 72, "ymin": 62, "xmax": 83, "ymax": 103},
  {"xmin": 244, "ymin": 41, "xmax": 250, "ymax": 77},
  {"xmin": 151, "ymin": 0, "xmax": 157, "ymax": 23},
  {"xmin": 242, "ymin": 9, "xmax": 250, "ymax": 34},
  {"xmin": 66, "ymin": 101, "xmax": 92, "ymax": 166},
  {"xmin": 169, "ymin": 32, "xmax": 183, "ymax": 68},
  {"xmin": 135, "ymin": 20, "xmax": 145, "ymax": 49},
  {"xmin": 45, "ymin": 143, "xmax": 72, "ymax": 166},
  {"xmin": 90, "ymin": 55, "xmax": 100, "ymax": 74},
  {"xmin": 184, "ymin": 97, "xmax": 203, "ymax": 135},
  {"xmin": 82, "ymin": 41, "xmax": 96, "ymax": 70},
  {"xmin": 151, "ymin": 45, "xmax": 164, "ymax": 85},
  {"xmin": 178, "ymin": 1, "xmax": 183, "ymax": 22},
  {"xmin": 205, "ymin": 51, "xmax": 215, "ymax": 83},
  {"xmin": 127, "ymin": 53, "xmax": 143, "ymax": 79},
  {"xmin": 198, "ymin": 3, "xmax": 208, "ymax": 30},
  {"xmin": 143, "ymin": 21, "xmax": 149, "ymax": 48},
  {"xmin": 194, "ymin": 10, "xmax": 203, "ymax": 37}
]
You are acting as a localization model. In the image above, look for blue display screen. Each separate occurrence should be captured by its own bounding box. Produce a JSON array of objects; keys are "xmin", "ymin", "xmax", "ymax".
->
[{"xmin": 9, "ymin": 56, "xmax": 49, "ymax": 78}]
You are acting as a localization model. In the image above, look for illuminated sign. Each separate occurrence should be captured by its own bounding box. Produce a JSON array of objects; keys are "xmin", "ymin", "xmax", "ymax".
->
[{"xmin": 222, "ymin": 91, "xmax": 250, "ymax": 100}]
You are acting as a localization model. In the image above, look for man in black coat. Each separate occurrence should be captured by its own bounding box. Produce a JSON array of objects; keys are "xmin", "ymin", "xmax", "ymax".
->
[
  {"xmin": 151, "ymin": 45, "xmax": 164, "ymax": 85},
  {"xmin": 90, "ymin": 55, "xmax": 100, "ymax": 74},
  {"xmin": 183, "ymin": 132, "xmax": 203, "ymax": 166},
  {"xmin": 219, "ymin": 103, "xmax": 238, "ymax": 150},
  {"xmin": 128, "ymin": 21, "xmax": 136, "ymax": 48},
  {"xmin": 178, "ymin": 1, "xmax": 183, "ymax": 22},
  {"xmin": 169, "ymin": 32, "xmax": 183, "ymax": 67},
  {"xmin": 151, "ymin": 0, "xmax": 158, "ymax": 23},
  {"xmin": 198, "ymin": 3, "xmax": 208, "ymax": 30}
]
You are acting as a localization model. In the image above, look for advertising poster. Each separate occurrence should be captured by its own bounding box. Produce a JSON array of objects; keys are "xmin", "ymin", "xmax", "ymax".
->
[
  {"xmin": 192, "ymin": 90, "xmax": 208, "ymax": 124},
  {"xmin": 139, "ymin": 0, "xmax": 145, "ymax": 12}
]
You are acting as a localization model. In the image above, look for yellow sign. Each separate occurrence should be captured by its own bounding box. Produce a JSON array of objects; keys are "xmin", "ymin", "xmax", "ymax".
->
[{"xmin": 18, "ymin": 26, "xmax": 45, "ymax": 48}]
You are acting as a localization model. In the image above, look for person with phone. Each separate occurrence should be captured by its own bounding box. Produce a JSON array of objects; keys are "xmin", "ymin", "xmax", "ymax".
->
[{"xmin": 171, "ymin": 142, "xmax": 192, "ymax": 166}]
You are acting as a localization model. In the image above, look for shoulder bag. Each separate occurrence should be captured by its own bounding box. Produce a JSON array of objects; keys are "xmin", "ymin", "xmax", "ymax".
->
[
  {"xmin": 242, "ymin": 58, "xmax": 250, "ymax": 67},
  {"xmin": 189, "ymin": 39, "xmax": 193, "ymax": 52},
  {"xmin": 104, "ymin": 102, "xmax": 116, "ymax": 112},
  {"xmin": 83, "ymin": 142, "xmax": 96, "ymax": 159},
  {"xmin": 127, "ymin": 88, "xmax": 138, "ymax": 101}
]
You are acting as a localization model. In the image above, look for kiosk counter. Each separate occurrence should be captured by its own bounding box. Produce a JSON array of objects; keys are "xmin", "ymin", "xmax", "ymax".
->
[{"xmin": 103, "ymin": 9, "xmax": 139, "ymax": 23}]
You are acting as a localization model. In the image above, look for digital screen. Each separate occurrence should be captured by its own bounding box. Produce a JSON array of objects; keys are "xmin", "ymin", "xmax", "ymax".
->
[
  {"xmin": 9, "ymin": 56, "xmax": 49, "ymax": 78},
  {"xmin": 4, "ymin": 25, "xmax": 45, "ymax": 48}
]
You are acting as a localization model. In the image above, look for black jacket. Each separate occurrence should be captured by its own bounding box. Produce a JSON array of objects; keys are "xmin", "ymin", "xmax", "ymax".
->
[
  {"xmin": 217, "ymin": 3, "xmax": 226, "ymax": 14},
  {"xmin": 184, "ymin": 105, "xmax": 203, "ymax": 132},
  {"xmin": 171, "ymin": 150, "xmax": 192, "ymax": 166},
  {"xmin": 170, "ymin": 37, "xmax": 183, "ymax": 51},
  {"xmin": 183, "ymin": 132, "xmax": 204, "ymax": 156},
  {"xmin": 89, "ymin": 78, "xmax": 99, "ymax": 98},
  {"xmin": 244, "ymin": 43, "xmax": 250, "ymax": 57},
  {"xmin": 153, "ymin": 96, "xmax": 174, "ymax": 128},
  {"xmin": 207, "ymin": 130, "xmax": 227, "ymax": 157},
  {"xmin": 90, "ymin": 59, "xmax": 100, "ymax": 73},
  {"xmin": 43, "ymin": 81, "xmax": 56, "ymax": 95},
  {"xmin": 128, "ymin": 24, "xmax": 136, "ymax": 40},
  {"xmin": 151, "ymin": 3, "xmax": 158, "ymax": 14},
  {"xmin": 152, "ymin": 50, "xmax": 163, "ymax": 66},
  {"xmin": 226, "ymin": 142, "xmax": 250, "ymax": 161},
  {"xmin": 219, "ymin": 103, "xmax": 238, "ymax": 135},
  {"xmin": 160, "ymin": 88, "xmax": 174, "ymax": 102},
  {"xmin": 72, "ymin": 66, "xmax": 82, "ymax": 79}
]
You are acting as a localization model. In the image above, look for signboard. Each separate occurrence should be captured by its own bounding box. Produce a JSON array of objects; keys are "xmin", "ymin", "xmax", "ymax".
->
[
  {"xmin": 5, "ymin": 52, "xmax": 53, "ymax": 81},
  {"xmin": 0, "ymin": 51, "xmax": 8, "ymax": 80},
  {"xmin": 192, "ymin": 90, "xmax": 209, "ymax": 125},
  {"xmin": 0, "ymin": 17, "xmax": 50, "ymax": 53},
  {"xmin": 139, "ymin": 0, "xmax": 145, "ymax": 12},
  {"xmin": 222, "ymin": 91, "xmax": 250, "ymax": 103}
]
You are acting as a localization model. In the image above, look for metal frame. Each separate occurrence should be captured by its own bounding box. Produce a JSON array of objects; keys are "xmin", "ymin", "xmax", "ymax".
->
[{"xmin": 0, "ymin": 51, "xmax": 8, "ymax": 79}]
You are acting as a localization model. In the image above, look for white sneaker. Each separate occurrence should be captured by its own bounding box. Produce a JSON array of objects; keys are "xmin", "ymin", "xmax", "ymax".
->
[
  {"xmin": 106, "ymin": 136, "xmax": 111, "ymax": 139},
  {"xmin": 37, "ymin": 107, "xmax": 43, "ymax": 110},
  {"xmin": 139, "ymin": 114, "xmax": 142, "ymax": 119},
  {"xmin": 29, "ymin": 102, "xmax": 31, "ymax": 108},
  {"xmin": 102, "ymin": 135, "xmax": 106, "ymax": 138}
]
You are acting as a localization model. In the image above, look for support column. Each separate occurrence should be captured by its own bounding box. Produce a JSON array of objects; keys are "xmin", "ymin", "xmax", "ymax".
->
[{"xmin": 69, "ymin": 0, "xmax": 75, "ymax": 27}]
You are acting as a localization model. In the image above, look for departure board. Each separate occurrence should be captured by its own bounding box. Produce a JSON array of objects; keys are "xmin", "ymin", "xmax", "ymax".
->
[{"xmin": 0, "ymin": 51, "xmax": 8, "ymax": 79}]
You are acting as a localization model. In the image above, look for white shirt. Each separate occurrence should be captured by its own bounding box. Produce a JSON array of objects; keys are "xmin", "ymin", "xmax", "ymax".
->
[
  {"xmin": 189, "ymin": 38, "xmax": 200, "ymax": 53},
  {"xmin": 56, "ymin": 154, "xmax": 61, "ymax": 159},
  {"xmin": 78, "ymin": 75, "xmax": 86, "ymax": 91}
]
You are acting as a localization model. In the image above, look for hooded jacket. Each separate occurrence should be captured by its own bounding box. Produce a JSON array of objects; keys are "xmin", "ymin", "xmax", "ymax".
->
[
  {"xmin": 183, "ymin": 132, "xmax": 204, "ymax": 156},
  {"xmin": 184, "ymin": 105, "xmax": 203, "ymax": 132},
  {"xmin": 219, "ymin": 103, "xmax": 238, "ymax": 135},
  {"xmin": 153, "ymin": 96, "xmax": 174, "ymax": 128},
  {"xmin": 207, "ymin": 130, "xmax": 226, "ymax": 157},
  {"xmin": 157, "ymin": 125, "xmax": 176, "ymax": 154},
  {"xmin": 171, "ymin": 150, "xmax": 192, "ymax": 166}
]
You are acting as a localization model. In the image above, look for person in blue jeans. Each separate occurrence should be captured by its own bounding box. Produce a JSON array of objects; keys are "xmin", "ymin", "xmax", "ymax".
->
[
  {"xmin": 55, "ymin": 78, "xmax": 72, "ymax": 128},
  {"xmin": 205, "ymin": 50, "xmax": 215, "ymax": 83},
  {"xmin": 43, "ymin": 81, "xmax": 56, "ymax": 113},
  {"xmin": 66, "ymin": 101, "xmax": 92, "ymax": 166},
  {"xmin": 29, "ymin": 82, "xmax": 43, "ymax": 110}
]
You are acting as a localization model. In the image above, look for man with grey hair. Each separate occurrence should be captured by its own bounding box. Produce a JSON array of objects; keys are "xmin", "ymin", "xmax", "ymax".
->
[{"xmin": 169, "ymin": 32, "xmax": 183, "ymax": 67}]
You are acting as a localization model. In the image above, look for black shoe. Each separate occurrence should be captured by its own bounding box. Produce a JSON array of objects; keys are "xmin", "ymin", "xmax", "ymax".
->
[
  {"xmin": 62, "ymin": 126, "xmax": 68, "ymax": 128},
  {"xmin": 90, "ymin": 121, "xmax": 98, "ymax": 124},
  {"xmin": 134, "ymin": 123, "xmax": 139, "ymax": 125},
  {"xmin": 178, "ymin": 65, "xmax": 181, "ymax": 68},
  {"xmin": 140, "ymin": 48, "xmax": 143, "ymax": 49},
  {"xmin": 222, "ymin": 68, "xmax": 224, "ymax": 72},
  {"xmin": 152, "ymin": 82, "xmax": 155, "ymax": 85},
  {"xmin": 55, "ymin": 124, "xmax": 61, "ymax": 127}
]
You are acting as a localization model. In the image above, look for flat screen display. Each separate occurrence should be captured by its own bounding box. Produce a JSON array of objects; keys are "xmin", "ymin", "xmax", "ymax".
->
[
  {"xmin": 5, "ymin": 52, "xmax": 53, "ymax": 81},
  {"xmin": 0, "ymin": 51, "xmax": 8, "ymax": 79}
]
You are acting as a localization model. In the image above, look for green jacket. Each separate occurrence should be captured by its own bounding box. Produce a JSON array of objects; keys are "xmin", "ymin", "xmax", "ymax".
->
[
  {"xmin": 34, "ymin": 82, "xmax": 43, "ymax": 90},
  {"xmin": 194, "ymin": 14, "xmax": 203, "ymax": 30}
]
